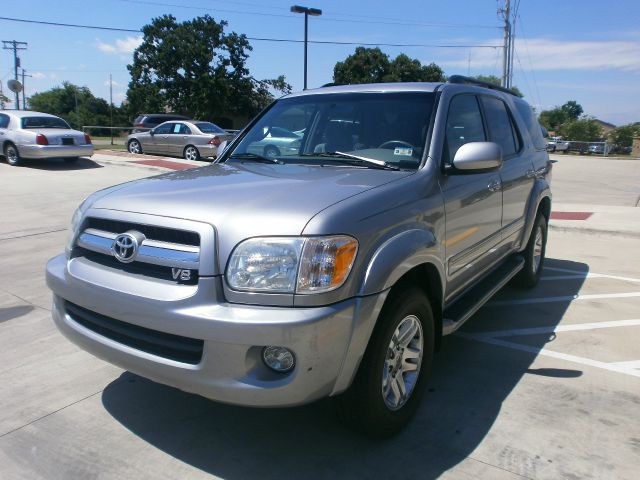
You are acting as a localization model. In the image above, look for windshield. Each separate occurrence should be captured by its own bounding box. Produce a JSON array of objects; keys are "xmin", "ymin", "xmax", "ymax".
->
[
  {"xmin": 21, "ymin": 116, "xmax": 70, "ymax": 129},
  {"xmin": 194, "ymin": 122, "xmax": 225, "ymax": 134},
  {"xmin": 227, "ymin": 92, "xmax": 435, "ymax": 169}
]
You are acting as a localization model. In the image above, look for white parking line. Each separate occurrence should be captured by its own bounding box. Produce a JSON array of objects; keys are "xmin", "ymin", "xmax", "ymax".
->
[
  {"xmin": 487, "ymin": 292, "xmax": 640, "ymax": 307},
  {"xmin": 544, "ymin": 266, "xmax": 640, "ymax": 284},
  {"xmin": 469, "ymin": 319, "xmax": 640, "ymax": 338},
  {"xmin": 456, "ymin": 332, "xmax": 640, "ymax": 378}
]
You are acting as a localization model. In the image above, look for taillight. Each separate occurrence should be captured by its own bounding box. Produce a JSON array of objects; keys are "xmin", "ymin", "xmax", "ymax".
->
[
  {"xmin": 36, "ymin": 134, "xmax": 48, "ymax": 146},
  {"xmin": 84, "ymin": 134, "xmax": 92, "ymax": 144},
  {"xmin": 208, "ymin": 136, "xmax": 221, "ymax": 146},
  {"xmin": 135, "ymin": 123, "xmax": 144, "ymax": 128}
]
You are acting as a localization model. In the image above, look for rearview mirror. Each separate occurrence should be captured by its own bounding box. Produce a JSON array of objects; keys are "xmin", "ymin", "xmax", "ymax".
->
[{"xmin": 451, "ymin": 142, "xmax": 502, "ymax": 172}]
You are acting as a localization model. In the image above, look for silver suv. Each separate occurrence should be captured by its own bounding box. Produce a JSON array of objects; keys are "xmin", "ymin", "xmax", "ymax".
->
[{"xmin": 46, "ymin": 77, "xmax": 552, "ymax": 437}]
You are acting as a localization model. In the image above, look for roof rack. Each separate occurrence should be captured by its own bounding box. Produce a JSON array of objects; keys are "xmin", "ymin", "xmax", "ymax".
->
[{"xmin": 447, "ymin": 75, "xmax": 518, "ymax": 96}]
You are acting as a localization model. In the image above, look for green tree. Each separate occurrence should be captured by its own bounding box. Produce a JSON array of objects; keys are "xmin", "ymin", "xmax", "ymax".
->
[
  {"xmin": 472, "ymin": 75, "xmax": 523, "ymax": 97},
  {"xmin": 561, "ymin": 100, "xmax": 583, "ymax": 121},
  {"xmin": 558, "ymin": 118, "xmax": 603, "ymax": 142},
  {"xmin": 0, "ymin": 91, "xmax": 9, "ymax": 109},
  {"xmin": 126, "ymin": 15, "xmax": 289, "ymax": 123},
  {"xmin": 539, "ymin": 101, "xmax": 585, "ymax": 132},
  {"xmin": 28, "ymin": 82, "xmax": 127, "ymax": 134},
  {"xmin": 609, "ymin": 122, "xmax": 640, "ymax": 147},
  {"xmin": 333, "ymin": 47, "xmax": 445, "ymax": 84}
]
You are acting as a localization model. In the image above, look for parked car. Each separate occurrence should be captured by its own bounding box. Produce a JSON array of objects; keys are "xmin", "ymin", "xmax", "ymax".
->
[
  {"xmin": 546, "ymin": 137, "xmax": 569, "ymax": 152},
  {"xmin": 588, "ymin": 143, "xmax": 614, "ymax": 155},
  {"xmin": 127, "ymin": 120, "xmax": 234, "ymax": 160},
  {"xmin": 246, "ymin": 126, "xmax": 303, "ymax": 158},
  {"xmin": 132, "ymin": 113, "xmax": 190, "ymax": 133},
  {"xmin": 47, "ymin": 76, "xmax": 552, "ymax": 437},
  {"xmin": 0, "ymin": 111, "xmax": 93, "ymax": 166}
]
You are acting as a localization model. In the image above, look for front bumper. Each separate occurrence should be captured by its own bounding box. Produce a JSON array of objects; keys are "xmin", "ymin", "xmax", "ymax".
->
[
  {"xmin": 20, "ymin": 144, "xmax": 94, "ymax": 159},
  {"xmin": 46, "ymin": 254, "xmax": 385, "ymax": 407}
]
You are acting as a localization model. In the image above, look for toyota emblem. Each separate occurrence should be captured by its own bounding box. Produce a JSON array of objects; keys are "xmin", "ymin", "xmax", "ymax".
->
[{"xmin": 112, "ymin": 232, "xmax": 140, "ymax": 263}]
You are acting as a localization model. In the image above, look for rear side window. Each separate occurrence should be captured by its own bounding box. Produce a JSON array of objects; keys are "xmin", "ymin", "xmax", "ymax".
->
[
  {"xmin": 0, "ymin": 114, "xmax": 9, "ymax": 128},
  {"xmin": 174, "ymin": 123, "xmax": 191, "ymax": 134},
  {"xmin": 444, "ymin": 95, "xmax": 486, "ymax": 164},
  {"xmin": 514, "ymin": 100, "xmax": 547, "ymax": 150},
  {"xmin": 480, "ymin": 96, "xmax": 520, "ymax": 157}
]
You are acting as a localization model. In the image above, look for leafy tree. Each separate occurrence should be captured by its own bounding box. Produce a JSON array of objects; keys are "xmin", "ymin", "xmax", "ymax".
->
[
  {"xmin": 472, "ymin": 75, "xmax": 523, "ymax": 97},
  {"xmin": 126, "ymin": 15, "xmax": 290, "ymax": 123},
  {"xmin": 609, "ymin": 123, "xmax": 640, "ymax": 147},
  {"xmin": 333, "ymin": 47, "xmax": 445, "ymax": 84},
  {"xmin": 558, "ymin": 118, "xmax": 603, "ymax": 142},
  {"xmin": 0, "ymin": 91, "xmax": 9, "ymax": 109},
  {"xmin": 539, "ymin": 101, "xmax": 585, "ymax": 132},
  {"xmin": 28, "ymin": 82, "xmax": 127, "ymax": 134}
]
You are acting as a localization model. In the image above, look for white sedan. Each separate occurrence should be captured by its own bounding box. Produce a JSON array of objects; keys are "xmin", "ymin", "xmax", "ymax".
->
[{"xmin": 0, "ymin": 110, "xmax": 93, "ymax": 166}]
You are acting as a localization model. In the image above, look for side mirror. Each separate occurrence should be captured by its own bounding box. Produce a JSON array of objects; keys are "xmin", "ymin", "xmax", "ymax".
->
[
  {"xmin": 451, "ymin": 142, "xmax": 502, "ymax": 172},
  {"xmin": 149, "ymin": 129, "xmax": 155, "ymax": 136}
]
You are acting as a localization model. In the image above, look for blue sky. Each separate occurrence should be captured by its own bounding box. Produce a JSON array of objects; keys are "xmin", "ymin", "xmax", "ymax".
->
[{"xmin": 1, "ymin": 0, "xmax": 639, "ymax": 125}]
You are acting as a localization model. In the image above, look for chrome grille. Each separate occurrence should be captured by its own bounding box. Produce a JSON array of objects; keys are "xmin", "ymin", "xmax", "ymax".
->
[{"xmin": 74, "ymin": 218, "xmax": 201, "ymax": 284}]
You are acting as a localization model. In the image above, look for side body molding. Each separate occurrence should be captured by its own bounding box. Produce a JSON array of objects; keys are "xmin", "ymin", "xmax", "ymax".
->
[{"xmin": 358, "ymin": 228, "xmax": 444, "ymax": 297}]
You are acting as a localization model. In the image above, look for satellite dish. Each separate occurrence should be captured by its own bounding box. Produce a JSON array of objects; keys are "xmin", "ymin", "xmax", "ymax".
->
[{"xmin": 7, "ymin": 79, "xmax": 23, "ymax": 93}]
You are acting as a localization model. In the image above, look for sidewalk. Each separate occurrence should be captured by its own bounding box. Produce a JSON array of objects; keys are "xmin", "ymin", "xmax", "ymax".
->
[{"xmin": 550, "ymin": 203, "xmax": 640, "ymax": 238}]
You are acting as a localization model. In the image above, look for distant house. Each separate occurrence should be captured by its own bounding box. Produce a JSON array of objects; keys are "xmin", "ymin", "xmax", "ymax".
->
[{"xmin": 592, "ymin": 119, "xmax": 616, "ymax": 138}]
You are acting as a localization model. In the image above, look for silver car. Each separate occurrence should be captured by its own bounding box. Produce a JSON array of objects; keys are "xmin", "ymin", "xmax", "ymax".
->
[
  {"xmin": 0, "ymin": 110, "xmax": 94, "ymax": 166},
  {"xmin": 127, "ymin": 120, "xmax": 234, "ymax": 161}
]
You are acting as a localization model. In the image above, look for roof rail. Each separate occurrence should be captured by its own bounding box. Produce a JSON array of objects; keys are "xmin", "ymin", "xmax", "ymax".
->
[{"xmin": 447, "ymin": 75, "xmax": 518, "ymax": 96}]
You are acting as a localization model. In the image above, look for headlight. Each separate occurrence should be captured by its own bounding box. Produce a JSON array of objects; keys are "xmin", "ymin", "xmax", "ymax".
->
[
  {"xmin": 226, "ymin": 235, "xmax": 358, "ymax": 294},
  {"xmin": 65, "ymin": 207, "xmax": 84, "ymax": 254}
]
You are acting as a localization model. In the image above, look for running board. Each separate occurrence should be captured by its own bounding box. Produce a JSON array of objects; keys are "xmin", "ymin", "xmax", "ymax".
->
[{"xmin": 442, "ymin": 256, "xmax": 525, "ymax": 335}]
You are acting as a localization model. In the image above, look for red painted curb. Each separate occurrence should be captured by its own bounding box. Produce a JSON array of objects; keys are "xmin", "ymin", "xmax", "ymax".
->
[
  {"xmin": 133, "ymin": 159, "xmax": 197, "ymax": 171},
  {"xmin": 550, "ymin": 212, "xmax": 593, "ymax": 220}
]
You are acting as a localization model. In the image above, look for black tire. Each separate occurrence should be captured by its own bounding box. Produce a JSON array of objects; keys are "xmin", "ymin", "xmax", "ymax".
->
[
  {"xmin": 127, "ymin": 139, "xmax": 142, "ymax": 155},
  {"xmin": 184, "ymin": 145, "xmax": 200, "ymax": 161},
  {"xmin": 336, "ymin": 287, "xmax": 435, "ymax": 438},
  {"xmin": 263, "ymin": 145, "xmax": 280, "ymax": 158},
  {"xmin": 4, "ymin": 143, "xmax": 22, "ymax": 166},
  {"xmin": 514, "ymin": 213, "xmax": 548, "ymax": 289}
]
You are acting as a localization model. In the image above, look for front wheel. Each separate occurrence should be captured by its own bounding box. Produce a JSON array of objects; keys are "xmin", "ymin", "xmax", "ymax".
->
[
  {"xmin": 514, "ymin": 213, "xmax": 547, "ymax": 288},
  {"xmin": 4, "ymin": 143, "xmax": 22, "ymax": 166},
  {"xmin": 127, "ymin": 139, "xmax": 142, "ymax": 154},
  {"xmin": 336, "ymin": 287, "xmax": 434, "ymax": 438}
]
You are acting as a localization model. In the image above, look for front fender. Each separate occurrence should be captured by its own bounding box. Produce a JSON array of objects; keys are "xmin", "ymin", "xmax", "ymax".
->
[{"xmin": 358, "ymin": 228, "xmax": 444, "ymax": 297}]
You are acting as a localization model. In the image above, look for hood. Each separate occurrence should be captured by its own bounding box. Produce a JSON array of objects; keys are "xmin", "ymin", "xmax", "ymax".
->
[{"xmin": 91, "ymin": 161, "xmax": 414, "ymax": 237}]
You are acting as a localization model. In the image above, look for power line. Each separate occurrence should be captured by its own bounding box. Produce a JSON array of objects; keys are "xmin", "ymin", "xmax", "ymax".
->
[
  {"xmin": 0, "ymin": 17, "xmax": 502, "ymax": 49},
  {"xmin": 121, "ymin": 0, "xmax": 501, "ymax": 30}
]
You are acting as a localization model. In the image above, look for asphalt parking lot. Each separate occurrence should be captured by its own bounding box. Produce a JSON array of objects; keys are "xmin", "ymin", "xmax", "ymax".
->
[{"xmin": 1, "ymin": 153, "xmax": 639, "ymax": 479}]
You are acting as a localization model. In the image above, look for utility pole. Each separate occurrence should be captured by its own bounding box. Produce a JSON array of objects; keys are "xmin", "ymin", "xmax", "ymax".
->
[
  {"xmin": 21, "ymin": 68, "xmax": 32, "ymax": 110},
  {"xmin": 290, "ymin": 5, "xmax": 322, "ymax": 90},
  {"xmin": 2, "ymin": 40, "xmax": 28, "ymax": 109},
  {"xmin": 499, "ymin": 0, "xmax": 511, "ymax": 88},
  {"xmin": 109, "ymin": 74, "xmax": 114, "ymax": 145}
]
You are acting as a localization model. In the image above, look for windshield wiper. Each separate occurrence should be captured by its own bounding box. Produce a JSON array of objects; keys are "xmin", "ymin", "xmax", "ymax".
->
[
  {"xmin": 314, "ymin": 151, "xmax": 400, "ymax": 170},
  {"xmin": 228, "ymin": 153, "xmax": 282, "ymax": 164}
]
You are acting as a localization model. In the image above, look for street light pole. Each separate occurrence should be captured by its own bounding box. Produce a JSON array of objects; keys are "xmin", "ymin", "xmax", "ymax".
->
[{"xmin": 290, "ymin": 5, "xmax": 322, "ymax": 90}]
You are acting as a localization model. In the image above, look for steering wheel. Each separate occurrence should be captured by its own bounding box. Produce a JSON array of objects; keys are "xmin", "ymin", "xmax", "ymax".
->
[{"xmin": 378, "ymin": 140, "xmax": 415, "ymax": 150}]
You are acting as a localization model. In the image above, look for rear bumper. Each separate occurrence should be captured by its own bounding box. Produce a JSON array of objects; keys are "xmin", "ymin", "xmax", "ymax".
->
[
  {"xmin": 20, "ymin": 144, "xmax": 94, "ymax": 159},
  {"xmin": 195, "ymin": 144, "xmax": 219, "ymax": 158},
  {"xmin": 46, "ymin": 253, "xmax": 386, "ymax": 407}
]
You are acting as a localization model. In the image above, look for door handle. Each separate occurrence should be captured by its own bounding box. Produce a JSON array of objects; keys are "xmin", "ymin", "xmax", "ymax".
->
[{"xmin": 487, "ymin": 179, "xmax": 502, "ymax": 192}]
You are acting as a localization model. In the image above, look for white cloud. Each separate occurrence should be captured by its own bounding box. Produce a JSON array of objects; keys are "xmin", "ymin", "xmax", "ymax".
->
[
  {"xmin": 96, "ymin": 36, "xmax": 143, "ymax": 54},
  {"xmin": 440, "ymin": 37, "xmax": 640, "ymax": 73},
  {"xmin": 104, "ymin": 79, "xmax": 120, "ymax": 87},
  {"xmin": 31, "ymin": 72, "xmax": 46, "ymax": 79}
]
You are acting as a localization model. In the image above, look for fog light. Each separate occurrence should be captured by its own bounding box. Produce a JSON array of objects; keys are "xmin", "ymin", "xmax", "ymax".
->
[{"xmin": 262, "ymin": 346, "xmax": 295, "ymax": 372}]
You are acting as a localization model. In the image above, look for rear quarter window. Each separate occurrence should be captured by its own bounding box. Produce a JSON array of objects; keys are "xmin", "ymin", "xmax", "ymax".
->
[{"xmin": 514, "ymin": 100, "xmax": 547, "ymax": 150}]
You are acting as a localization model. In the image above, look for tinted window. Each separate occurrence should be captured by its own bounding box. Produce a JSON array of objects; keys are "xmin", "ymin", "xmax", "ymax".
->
[
  {"xmin": 514, "ymin": 99, "xmax": 546, "ymax": 150},
  {"xmin": 0, "ymin": 114, "xmax": 9, "ymax": 128},
  {"xmin": 154, "ymin": 123, "xmax": 173, "ymax": 134},
  {"xmin": 270, "ymin": 127, "xmax": 298, "ymax": 138},
  {"xmin": 194, "ymin": 122, "xmax": 224, "ymax": 134},
  {"xmin": 21, "ymin": 116, "xmax": 70, "ymax": 129},
  {"xmin": 481, "ymin": 96, "xmax": 520, "ymax": 157},
  {"xmin": 444, "ymin": 95, "xmax": 486, "ymax": 164}
]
